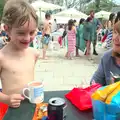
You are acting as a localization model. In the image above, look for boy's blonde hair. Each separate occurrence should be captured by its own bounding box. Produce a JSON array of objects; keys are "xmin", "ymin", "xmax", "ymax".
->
[{"xmin": 2, "ymin": 0, "xmax": 38, "ymax": 28}]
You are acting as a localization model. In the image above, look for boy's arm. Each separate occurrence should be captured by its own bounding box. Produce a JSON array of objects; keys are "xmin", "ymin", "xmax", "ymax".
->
[
  {"xmin": 29, "ymin": 47, "xmax": 40, "ymax": 63},
  {"xmin": 35, "ymin": 50, "xmax": 40, "ymax": 63},
  {"xmin": 32, "ymin": 48, "xmax": 40, "ymax": 63},
  {"xmin": 0, "ymin": 53, "xmax": 9, "ymax": 103},
  {"xmin": 0, "ymin": 53, "xmax": 24, "ymax": 107},
  {"xmin": 0, "ymin": 92, "xmax": 9, "ymax": 104},
  {"xmin": 0, "ymin": 92, "xmax": 24, "ymax": 107}
]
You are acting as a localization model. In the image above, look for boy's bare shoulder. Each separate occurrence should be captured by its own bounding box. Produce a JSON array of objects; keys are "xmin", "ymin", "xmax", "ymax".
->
[
  {"xmin": 0, "ymin": 51, "xmax": 4, "ymax": 69},
  {"xmin": 0, "ymin": 50, "xmax": 5, "ymax": 62},
  {"xmin": 28, "ymin": 47, "xmax": 39, "ymax": 55},
  {"xmin": 28, "ymin": 47, "xmax": 40, "ymax": 60}
]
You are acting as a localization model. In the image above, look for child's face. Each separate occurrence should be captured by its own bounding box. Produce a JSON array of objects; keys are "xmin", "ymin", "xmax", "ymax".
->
[{"xmin": 7, "ymin": 17, "xmax": 37, "ymax": 49}]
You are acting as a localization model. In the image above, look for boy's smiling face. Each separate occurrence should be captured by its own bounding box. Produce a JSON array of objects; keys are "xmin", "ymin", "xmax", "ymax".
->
[{"xmin": 7, "ymin": 16, "xmax": 37, "ymax": 50}]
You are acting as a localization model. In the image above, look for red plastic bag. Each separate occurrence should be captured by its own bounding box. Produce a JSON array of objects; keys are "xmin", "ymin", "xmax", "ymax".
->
[
  {"xmin": 65, "ymin": 83, "xmax": 101, "ymax": 111},
  {"xmin": 0, "ymin": 102, "xmax": 8, "ymax": 120}
]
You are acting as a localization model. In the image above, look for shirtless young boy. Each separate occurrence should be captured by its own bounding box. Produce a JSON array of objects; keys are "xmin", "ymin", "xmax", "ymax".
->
[
  {"xmin": 42, "ymin": 13, "xmax": 51, "ymax": 59},
  {"xmin": 0, "ymin": 0, "xmax": 39, "ymax": 108}
]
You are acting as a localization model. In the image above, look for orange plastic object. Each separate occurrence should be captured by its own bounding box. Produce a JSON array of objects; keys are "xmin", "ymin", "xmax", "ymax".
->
[
  {"xmin": 32, "ymin": 103, "xmax": 48, "ymax": 120},
  {"xmin": 0, "ymin": 102, "xmax": 8, "ymax": 120}
]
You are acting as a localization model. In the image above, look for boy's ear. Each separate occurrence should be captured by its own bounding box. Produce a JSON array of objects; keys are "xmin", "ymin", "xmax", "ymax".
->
[
  {"xmin": 4, "ymin": 25, "xmax": 9, "ymax": 32},
  {"xmin": 4, "ymin": 25, "xmax": 11, "ymax": 36}
]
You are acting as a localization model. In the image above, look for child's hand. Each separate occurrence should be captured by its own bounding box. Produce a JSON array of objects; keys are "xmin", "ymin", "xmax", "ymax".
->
[{"xmin": 7, "ymin": 94, "xmax": 24, "ymax": 108}]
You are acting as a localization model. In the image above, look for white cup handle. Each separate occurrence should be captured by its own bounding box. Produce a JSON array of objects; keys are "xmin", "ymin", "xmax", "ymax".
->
[{"xmin": 23, "ymin": 88, "xmax": 30, "ymax": 100}]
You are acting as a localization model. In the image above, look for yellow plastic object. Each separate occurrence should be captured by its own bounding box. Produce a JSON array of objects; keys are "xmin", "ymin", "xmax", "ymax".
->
[
  {"xmin": 91, "ymin": 82, "xmax": 120, "ymax": 102},
  {"xmin": 105, "ymin": 84, "xmax": 120, "ymax": 104}
]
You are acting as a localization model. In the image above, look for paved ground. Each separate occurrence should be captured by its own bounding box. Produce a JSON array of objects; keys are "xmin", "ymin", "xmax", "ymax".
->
[{"xmin": 35, "ymin": 45, "xmax": 106, "ymax": 91}]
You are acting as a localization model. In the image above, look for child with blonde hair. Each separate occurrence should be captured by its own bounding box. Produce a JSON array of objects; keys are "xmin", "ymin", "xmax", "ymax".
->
[{"xmin": 0, "ymin": 0, "xmax": 39, "ymax": 109}]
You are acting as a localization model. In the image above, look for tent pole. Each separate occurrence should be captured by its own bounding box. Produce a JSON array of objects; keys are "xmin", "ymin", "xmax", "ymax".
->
[{"xmin": 39, "ymin": 8, "xmax": 42, "ymax": 23}]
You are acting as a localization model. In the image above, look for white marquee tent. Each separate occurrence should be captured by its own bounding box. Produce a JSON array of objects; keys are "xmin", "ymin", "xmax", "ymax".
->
[
  {"xmin": 53, "ymin": 16, "xmax": 81, "ymax": 24},
  {"xmin": 54, "ymin": 8, "xmax": 88, "ymax": 19},
  {"xmin": 95, "ymin": 10, "xmax": 111, "ymax": 20},
  {"xmin": 31, "ymin": 0, "xmax": 63, "ymax": 11},
  {"xmin": 53, "ymin": 16, "xmax": 70, "ymax": 24},
  {"xmin": 36, "ymin": 10, "xmax": 45, "ymax": 22}
]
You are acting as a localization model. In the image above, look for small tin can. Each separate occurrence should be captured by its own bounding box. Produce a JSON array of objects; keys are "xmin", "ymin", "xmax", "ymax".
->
[{"xmin": 48, "ymin": 97, "xmax": 67, "ymax": 120}]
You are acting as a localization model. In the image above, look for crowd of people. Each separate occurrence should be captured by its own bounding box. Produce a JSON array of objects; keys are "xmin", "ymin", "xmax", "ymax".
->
[
  {"xmin": 101, "ymin": 12, "xmax": 120, "ymax": 49},
  {"xmin": 1, "ymin": 8, "xmax": 120, "ymax": 61},
  {"xmin": 40, "ymin": 10, "xmax": 120, "ymax": 60},
  {"xmin": 37, "ymin": 10, "xmax": 102, "ymax": 60}
]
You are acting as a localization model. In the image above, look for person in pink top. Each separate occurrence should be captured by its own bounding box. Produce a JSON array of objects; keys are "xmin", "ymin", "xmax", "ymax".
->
[{"xmin": 66, "ymin": 19, "xmax": 76, "ymax": 59}]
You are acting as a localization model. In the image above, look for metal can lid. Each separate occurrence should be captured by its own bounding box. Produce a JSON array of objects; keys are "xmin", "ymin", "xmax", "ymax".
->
[{"xmin": 49, "ymin": 97, "xmax": 65, "ymax": 106}]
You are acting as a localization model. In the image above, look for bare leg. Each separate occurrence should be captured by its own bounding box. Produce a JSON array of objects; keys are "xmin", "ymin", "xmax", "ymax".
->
[
  {"xmin": 69, "ymin": 52, "xmax": 74, "ymax": 60},
  {"xmin": 86, "ymin": 40, "xmax": 93, "ymax": 60},
  {"xmin": 66, "ymin": 51, "xmax": 73, "ymax": 60},
  {"xmin": 42, "ymin": 45, "xmax": 48, "ymax": 59},
  {"xmin": 65, "ymin": 52, "xmax": 68, "ymax": 58},
  {"xmin": 76, "ymin": 47, "xmax": 80, "ymax": 57},
  {"xmin": 84, "ymin": 41, "xmax": 87, "ymax": 55},
  {"xmin": 86, "ymin": 40, "xmax": 91, "ymax": 56}
]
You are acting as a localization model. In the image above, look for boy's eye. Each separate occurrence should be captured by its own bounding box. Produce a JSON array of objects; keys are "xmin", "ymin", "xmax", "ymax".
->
[
  {"xmin": 17, "ymin": 32, "xmax": 25, "ymax": 35},
  {"xmin": 30, "ymin": 31, "xmax": 35, "ymax": 36}
]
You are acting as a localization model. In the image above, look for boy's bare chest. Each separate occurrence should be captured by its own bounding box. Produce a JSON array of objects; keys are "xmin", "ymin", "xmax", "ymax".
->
[{"xmin": 2, "ymin": 55, "xmax": 35, "ymax": 74}]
